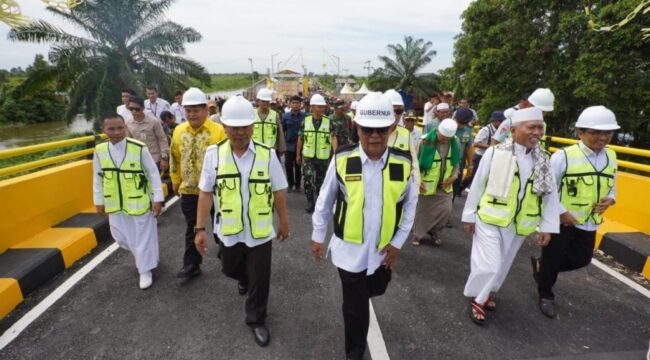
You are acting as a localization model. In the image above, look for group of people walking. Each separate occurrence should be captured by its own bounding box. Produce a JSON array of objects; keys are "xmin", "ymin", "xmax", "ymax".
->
[{"xmin": 93, "ymin": 84, "xmax": 620, "ymax": 359}]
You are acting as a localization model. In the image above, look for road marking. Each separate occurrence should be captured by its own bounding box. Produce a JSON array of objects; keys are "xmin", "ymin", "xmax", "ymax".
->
[
  {"xmin": 368, "ymin": 300, "xmax": 390, "ymax": 360},
  {"xmin": 0, "ymin": 196, "xmax": 180, "ymax": 351},
  {"xmin": 592, "ymin": 258, "xmax": 650, "ymax": 299}
]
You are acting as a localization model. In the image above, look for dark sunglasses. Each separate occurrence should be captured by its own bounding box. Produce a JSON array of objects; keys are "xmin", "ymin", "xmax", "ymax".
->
[
  {"xmin": 585, "ymin": 129, "xmax": 614, "ymax": 137},
  {"xmin": 128, "ymin": 107, "xmax": 143, "ymax": 112},
  {"xmin": 360, "ymin": 126, "xmax": 391, "ymax": 136}
]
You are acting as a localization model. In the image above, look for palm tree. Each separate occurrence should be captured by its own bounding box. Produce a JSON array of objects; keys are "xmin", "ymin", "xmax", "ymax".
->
[
  {"xmin": 8, "ymin": 0, "xmax": 210, "ymax": 122},
  {"xmin": 370, "ymin": 36, "xmax": 438, "ymax": 96}
]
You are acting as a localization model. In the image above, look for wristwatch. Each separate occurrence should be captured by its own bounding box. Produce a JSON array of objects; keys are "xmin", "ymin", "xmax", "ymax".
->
[{"xmin": 193, "ymin": 227, "xmax": 206, "ymax": 234}]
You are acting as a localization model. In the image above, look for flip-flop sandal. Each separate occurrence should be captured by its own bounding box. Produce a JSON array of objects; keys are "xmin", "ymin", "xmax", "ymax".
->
[
  {"xmin": 485, "ymin": 297, "xmax": 496, "ymax": 312},
  {"xmin": 470, "ymin": 299, "xmax": 486, "ymax": 325}
]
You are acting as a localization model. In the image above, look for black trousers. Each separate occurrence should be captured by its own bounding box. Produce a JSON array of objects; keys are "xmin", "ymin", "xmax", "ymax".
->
[
  {"xmin": 221, "ymin": 241, "xmax": 272, "ymax": 327},
  {"xmin": 538, "ymin": 226, "xmax": 596, "ymax": 299},
  {"xmin": 180, "ymin": 194, "xmax": 217, "ymax": 266},
  {"xmin": 338, "ymin": 266, "xmax": 392, "ymax": 360},
  {"xmin": 284, "ymin": 151, "xmax": 302, "ymax": 189}
]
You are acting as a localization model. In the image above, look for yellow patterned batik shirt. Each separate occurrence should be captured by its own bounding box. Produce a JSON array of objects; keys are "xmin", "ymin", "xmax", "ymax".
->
[{"xmin": 170, "ymin": 118, "xmax": 227, "ymax": 195}]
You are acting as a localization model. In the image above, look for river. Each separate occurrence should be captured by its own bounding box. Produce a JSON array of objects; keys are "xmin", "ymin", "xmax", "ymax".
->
[{"xmin": 0, "ymin": 89, "xmax": 246, "ymax": 151}]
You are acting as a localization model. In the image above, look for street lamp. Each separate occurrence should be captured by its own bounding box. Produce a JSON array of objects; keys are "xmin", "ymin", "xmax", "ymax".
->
[
  {"xmin": 330, "ymin": 55, "xmax": 340, "ymax": 77},
  {"xmin": 248, "ymin": 57, "xmax": 254, "ymax": 87},
  {"xmin": 277, "ymin": 61, "xmax": 283, "ymax": 73},
  {"xmin": 271, "ymin": 52, "xmax": 280, "ymax": 78}
]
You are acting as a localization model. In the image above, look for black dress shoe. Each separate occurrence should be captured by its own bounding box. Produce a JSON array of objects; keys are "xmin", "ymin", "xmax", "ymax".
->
[
  {"xmin": 252, "ymin": 325, "xmax": 270, "ymax": 347},
  {"xmin": 531, "ymin": 256, "xmax": 540, "ymax": 284},
  {"xmin": 176, "ymin": 264, "xmax": 201, "ymax": 278},
  {"xmin": 539, "ymin": 298, "xmax": 557, "ymax": 318},
  {"xmin": 238, "ymin": 282, "xmax": 248, "ymax": 295},
  {"xmin": 445, "ymin": 220, "xmax": 453, "ymax": 228}
]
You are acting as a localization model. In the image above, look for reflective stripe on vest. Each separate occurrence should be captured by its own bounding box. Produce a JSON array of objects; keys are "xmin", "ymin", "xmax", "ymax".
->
[
  {"xmin": 333, "ymin": 146, "xmax": 412, "ymax": 249},
  {"xmin": 390, "ymin": 126, "xmax": 411, "ymax": 152},
  {"xmin": 253, "ymin": 109, "xmax": 278, "ymax": 147},
  {"xmin": 420, "ymin": 148, "xmax": 453, "ymax": 195},
  {"xmin": 96, "ymin": 139, "xmax": 151, "ymax": 216},
  {"xmin": 477, "ymin": 161, "xmax": 543, "ymax": 236},
  {"xmin": 214, "ymin": 140, "xmax": 274, "ymax": 239},
  {"xmin": 302, "ymin": 115, "xmax": 331, "ymax": 160},
  {"xmin": 560, "ymin": 144, "xmax": 616, "ymax": 225}
]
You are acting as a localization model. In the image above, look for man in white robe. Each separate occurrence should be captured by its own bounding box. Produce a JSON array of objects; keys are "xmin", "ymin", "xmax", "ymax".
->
[
  {"xmin": 93, "ymin": 113, "xmax": 164, "ymax": 290},
  {"xmin": 462, "ymin": 107, "xmax": 560, "ymax": 325}
]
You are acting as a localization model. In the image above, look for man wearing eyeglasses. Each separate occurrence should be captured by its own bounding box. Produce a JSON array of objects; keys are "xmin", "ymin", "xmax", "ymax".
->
[
  {"xmin": 126, "ymin": 95, "xmax": 170, "ymax": 173},
  {"xmin": 532, "ymin": 106, "xmax": 619, "ymax": 319},
  {"xmin": 310, "ymin": 92, "xmax": 418, "ymax": 360}
]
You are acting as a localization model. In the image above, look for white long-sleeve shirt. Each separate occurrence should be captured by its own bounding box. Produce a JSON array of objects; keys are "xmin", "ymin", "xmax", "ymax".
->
[
  {"xmin": 311, "ymin": 145, "xmax": 419, "ymax": 275},
  {"xmin": 462, "ymin": 143, "xmax": 560, "ymax": 234},
  {"xmin": 93, "ymin": 138, "xmax": 164, "ymax": 206},
  {"xmin": 550, "ymin": 141, "xmax": 617, "ymax": 231}
]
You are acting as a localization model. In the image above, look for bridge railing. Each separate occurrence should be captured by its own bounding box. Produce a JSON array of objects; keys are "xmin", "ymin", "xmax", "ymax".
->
[
  {"xmin": 0, "ymin": 134, "xmax": 106, "ymax": 178},
  {"xmin": 546, "ymin": 136, "xmax": 650, "ymax": 173}
]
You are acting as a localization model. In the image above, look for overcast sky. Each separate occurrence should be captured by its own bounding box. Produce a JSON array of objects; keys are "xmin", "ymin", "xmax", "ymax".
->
[{"xmin": 0, "ymin": 0, "xmax": 472, "ymax": 76}]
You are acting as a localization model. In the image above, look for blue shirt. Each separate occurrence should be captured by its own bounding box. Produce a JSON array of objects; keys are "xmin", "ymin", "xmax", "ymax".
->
[{"xmin": 283, "ymin": 110, "xmax": 305, "ymax": 152}]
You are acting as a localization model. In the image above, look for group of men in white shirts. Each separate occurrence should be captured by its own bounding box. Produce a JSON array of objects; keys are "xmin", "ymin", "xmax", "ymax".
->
[{"xmin": 95, "ymin": 85, "xmax": 621, "ymax": 358}]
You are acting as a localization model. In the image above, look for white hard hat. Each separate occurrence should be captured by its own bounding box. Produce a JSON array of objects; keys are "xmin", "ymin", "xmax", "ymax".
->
[
  {"xmin": 383, "ymin": 89, "xmax": 404, "ymax": 106},
  {"xmin": 438, "ymin": 118, "xmax": 458, "ymax": 137},
  {"xmin": 504, "ymin": 107, "xmax": 516, "ymax": 119},
  {"xmin": 354, "ymin": 92, "xmax": 394, "ymax": 128},
  {"xmin": 310, "ymin": 94, "xmax": 327, "ymax": 106},
  {"xmin": 436, "ymin": 103, "xmax": 450, "ymax": 111},
  {"xmin": 182, "ymin": 87, "xmax": 208, "ymax": 106},
  {"xmin": 350, "ymin": 101, "xmax": 359, "ymax": 110},
  {"xmin": 528, "ymin": 88, "xmax": 554, "ymax": 112},
  {"xmin": 220, "ymin": 96, "xmax": 255, "ymax": 127},
  {"xmin": 256, "ymin": 88, "xmax": 273, "ymax": 102},
  {"xmin": 575, "ymin": 106, "xmax": 620, "ymax": 131}
]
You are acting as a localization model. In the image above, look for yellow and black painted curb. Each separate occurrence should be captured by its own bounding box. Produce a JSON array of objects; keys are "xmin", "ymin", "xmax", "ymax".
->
[
  {"xmin": 0, "ymin": 179, "xmax": 174, "ymax": 320},
  {"xmin": 598, "ymin": 232, "xmax": 650, "ymax": 279}
]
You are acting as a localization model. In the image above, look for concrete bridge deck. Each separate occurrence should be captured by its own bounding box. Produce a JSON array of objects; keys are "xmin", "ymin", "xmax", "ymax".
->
[{"xmin": 1, "ymin": 192, "xmax": 649, "ymax": 359}]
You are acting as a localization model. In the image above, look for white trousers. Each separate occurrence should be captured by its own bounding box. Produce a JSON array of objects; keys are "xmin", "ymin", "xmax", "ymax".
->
[
  {"xmin": 108, "ymin": 212, "xmax": 159, "ymax": 274},
  {"xmin": 463, "ymin": 218, "xmax": 525, "ymax": 304}
]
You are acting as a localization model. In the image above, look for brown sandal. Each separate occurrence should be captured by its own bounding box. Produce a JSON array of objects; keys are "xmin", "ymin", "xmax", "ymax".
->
[
  {"xmin": 470, "ymin": 299, "xmax": 486, "ymax": 325},
  {"xmin": 485, "ymin": 296, "xmax": 496, "ymax": 311}
]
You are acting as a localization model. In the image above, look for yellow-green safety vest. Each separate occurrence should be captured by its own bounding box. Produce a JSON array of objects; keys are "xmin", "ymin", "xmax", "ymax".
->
[
  {"xmin": 302, "ymin": 115, "xmax": 331, "ymax": 160},
  {"xmin": 96, "ymin": 138, "xmax": 151, "ymax": 216},
  {"xmin": 333, "ymin": 145, "xmax": 412, "ymax": 250},
  {"xmin": 214, "ymin": 140, "xmax": 274, "ymax": 239},
  {"xmin": 560, "ymin": 144, "xmax": 616, "ymax": 225},
  {"xmin": 390, "ymin": 125, "xmax": 411, "ymax": 152},
  {"xmin": 477, "ymin": 160, "xmax": 543, "ymax": 236},
  {"xmin": 421, "ymin": 144, "xmax": 454, "ymax": 195},
  {"xmin": 253, "ymin": 109, "xmax": 278, "ymax": 148}
]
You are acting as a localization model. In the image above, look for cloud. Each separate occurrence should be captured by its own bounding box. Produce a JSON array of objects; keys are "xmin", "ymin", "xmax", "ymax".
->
[{"xmin": 0, "ymin": 0, "xmax": 471, "ymax": 75}]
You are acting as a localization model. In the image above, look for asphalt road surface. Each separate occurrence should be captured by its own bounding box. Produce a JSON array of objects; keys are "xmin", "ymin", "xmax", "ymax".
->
[{"xmin": 1, "ymin": 192, "xmax": 649, "ymax": 360}]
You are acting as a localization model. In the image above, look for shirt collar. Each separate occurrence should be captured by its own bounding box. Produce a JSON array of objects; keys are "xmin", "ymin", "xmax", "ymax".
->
[
  {"xmin": 358, "ymin": 144, "xmax": 388, "ymax": 166},
  {"xmin": 578, "ymin": 141, "xmax": 596, "ymax": 156},
  {"xmin": 109, "ymin": 138, "xmax": 127, "ymax": 151},
  {"xmin": 514, "ymin": 142, "xmax": 532, "ymax": 155}
]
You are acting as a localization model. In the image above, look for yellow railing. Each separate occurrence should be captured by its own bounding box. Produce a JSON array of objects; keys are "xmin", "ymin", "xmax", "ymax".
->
[
  {"xmin": 545, "ymin": 136, "xmax": 650, "ymax": 173},
  {"xmin": 0, "ymin": 134, "xmax": 106, "ymax": 178}
]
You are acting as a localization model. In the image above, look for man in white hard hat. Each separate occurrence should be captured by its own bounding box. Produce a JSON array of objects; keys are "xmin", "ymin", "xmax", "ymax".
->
[
  {"xmin": 253, "ymin": 88, "xmax": 286, "ymax": 157},
  {"xmin": 194, "ymin": 96, "xmax": 288, "ymax": 347},
  {"xmin": 296, "ymin": 93, "xmax": 337, "ymax": 213},
  {"xmin": 492, "ymin": 89, "xmax": 553, "ymax": 145},
  {"xmin": 384, "ymin": 89, "xmax": 405, "ymax": 124},
  {"xmin": 532, "ymin": 106, "xmax": 619, "ymax": 318},
  {"xmin": 311, "ymin": 92, "xmax": 417, "ymax": 360},
  {"xmin": 170, "ymin": 87, "xmax": 227, "ymax": 279},
  {"xmin": 385, "ymin": 90, "xmax": 421, "ymax": 189},
  {"xmin": 462, "ymin": 107, "xmax": 560, "ymax": 325},
  {"xmin": 412, "ymin": 118, "xmax": 461, "ymax": 246}
]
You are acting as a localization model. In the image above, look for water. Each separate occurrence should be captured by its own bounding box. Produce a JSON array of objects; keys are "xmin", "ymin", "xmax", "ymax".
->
[
  {"xmin": 0, "ymin": 115, "xmax": 94, "ymax": 150},
  {"xmin": 208, "ymin": 89, "xmax": 246, "ymax": 99}
]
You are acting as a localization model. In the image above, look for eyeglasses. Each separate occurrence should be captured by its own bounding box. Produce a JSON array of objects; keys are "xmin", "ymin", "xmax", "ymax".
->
[
  {"xmin": 585, "ymin": 130, "xmax": 614, "ymax": 137},
  {"xmin": 360, "ymin": 126, "xmax": 391, "ymax": 136},
  {"xmin": 128, "ymin": 107, "xmax": 142, "ymax": 112}
]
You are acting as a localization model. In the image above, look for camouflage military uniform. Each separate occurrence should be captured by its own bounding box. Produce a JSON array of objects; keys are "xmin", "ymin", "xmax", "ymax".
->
[
  {"xmin": 302, "ymin": 158, "xmax": 328, "ymax": 204},
  {"xmin": 331, "ymin": 113, "xmax": 352, "ymax": 146}
]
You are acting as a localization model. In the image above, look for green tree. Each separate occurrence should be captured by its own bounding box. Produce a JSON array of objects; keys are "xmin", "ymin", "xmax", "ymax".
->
[
  {"xmin": 8, "ymin": 0, "xmax": 210, "ymax": 125},
  {"xmin": 450, "ymin": 0, "xmax": 649, "ymax": 146},
  {"xmin": 0, "ymin": 54, "xmax": 66, "ymax": 124},
  {"xmin": 370, "ymin": 36, "xmax": 439, "ymax": 96}
]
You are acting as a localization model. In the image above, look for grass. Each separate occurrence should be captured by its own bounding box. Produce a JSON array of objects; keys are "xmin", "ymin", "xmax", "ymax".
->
[{"xmin": 196, "ymin": 74, "xmax": 257, "ymax": 93}]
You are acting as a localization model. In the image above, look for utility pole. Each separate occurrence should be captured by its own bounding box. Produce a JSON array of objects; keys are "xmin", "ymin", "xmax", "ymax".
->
[
  {"xmin": 331, "ymin": 55, "xmax": 340, "ymax": 77},
  {"xmin": 363, "ymin": 60, "xmax": 372, "ymax": 78},
  {"xmin": 271, "ymin": 52, "xmax": 279, "ymax": 78},
  {"xmin": 248, "ymin": 57, "xmax": 254, "ymax": 87}
]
